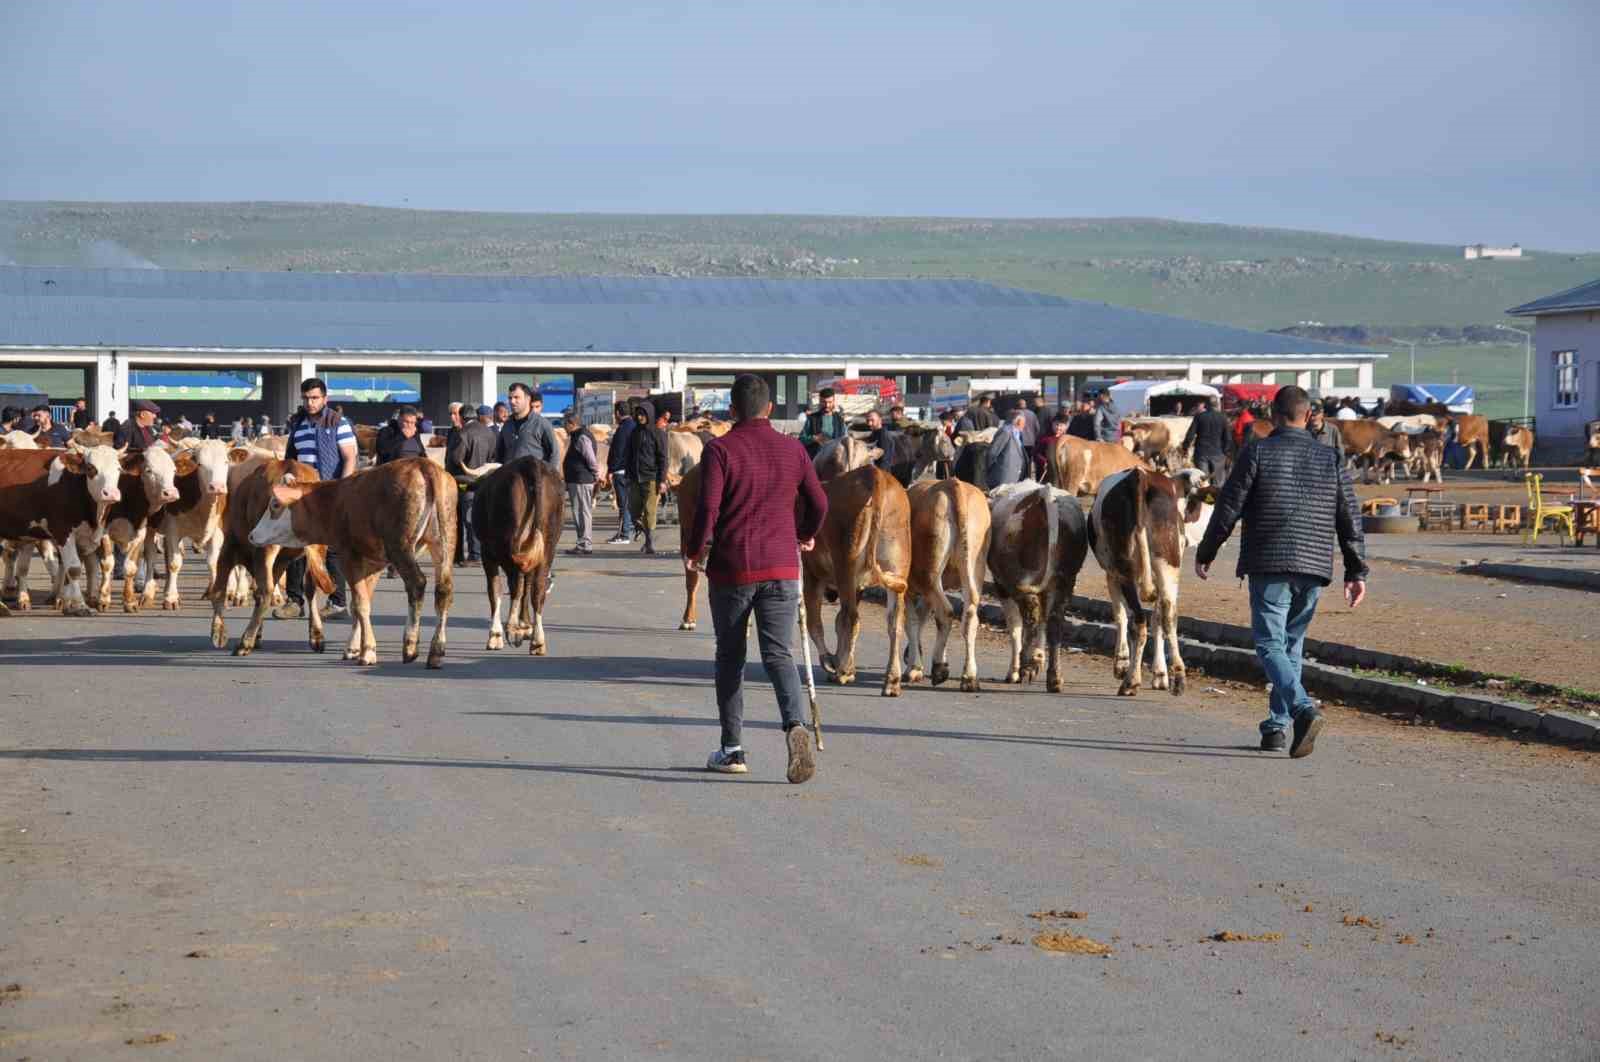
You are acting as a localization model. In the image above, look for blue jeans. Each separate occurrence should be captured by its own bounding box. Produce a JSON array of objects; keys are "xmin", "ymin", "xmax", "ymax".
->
[
  {"xmin": 709, "ymin": 579, "xmax": 807, "ymax": 748},
  {"xmin": 612, "ymin": 474, "xmax": 635, "ymax": 537},
  {"xmin": 1248, "ymin": 574, "xmax": 1322, "ymax": 735}
]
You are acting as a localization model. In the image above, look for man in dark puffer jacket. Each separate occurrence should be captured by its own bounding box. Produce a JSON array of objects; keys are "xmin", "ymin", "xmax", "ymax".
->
[{"xmin": 1195, "ymin": 385, "xmax": 1368, "ymax": 759}]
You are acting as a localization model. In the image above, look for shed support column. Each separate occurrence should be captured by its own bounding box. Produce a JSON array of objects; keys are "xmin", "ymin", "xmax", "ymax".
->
[
  {"xmin": 92, "ymin": 351, "xmax": 128, "ymax": 421},
  {"xmin": 263, "ymin": 358, "xmax": 316, "ymax": 427},
  {"xmin": 1357, "ymin": 362, "xmax": 1374, "ymax": 389},
  {"xmin": 481, "ymin": 361, "xmax": 499, "ymax": 408},
  {"xmin": 844, "ymin": 361, "xmax": 860, "ymax": 380},
  {"xmin": 1296, "ymin": 370, "xmax": 1314, "ymax": 388},
  {"xmin": 1186, "ymin": 362, "xmax": 1204, "ymax": 383},
  {"xmin": 1260, "ymin": 372, "xmax": 1277, "ymax": 385},
  {"xmin": 656, "ymin": 359, "xmax": 676, "ymax": 392},
  {"xmin": 1319, "ymin": 369, "xmax": 1336, "ymax": 390}
]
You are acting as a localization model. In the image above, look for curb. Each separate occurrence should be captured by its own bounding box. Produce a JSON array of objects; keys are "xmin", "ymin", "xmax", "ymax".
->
[
  {"xmin": 861, "ymin": 587, "xmax": 1600, "ymax": 749},
  {"xmin": 1457, "ymin": 563, "xmax": 1600, "ymax": 593}
]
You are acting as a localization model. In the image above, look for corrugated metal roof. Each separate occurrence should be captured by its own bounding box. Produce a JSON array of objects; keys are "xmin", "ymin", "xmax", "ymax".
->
[
  {"xmin": 1507, "ymin": 276, "xmax": 1600, "ymax": 317},
  {"xmin": 0, "ymin": 265, "xmax": 1376, "ymax": 358}
]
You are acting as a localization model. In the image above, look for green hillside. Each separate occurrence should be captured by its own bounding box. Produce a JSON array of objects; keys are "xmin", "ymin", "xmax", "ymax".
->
[{"xmin": 1, "ymin": 201, "xmax": 1591, "ymax": 418}]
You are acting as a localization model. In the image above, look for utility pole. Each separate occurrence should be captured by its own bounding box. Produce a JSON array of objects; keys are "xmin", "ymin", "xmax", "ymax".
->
[{"xmin": 1496, "ymin": 324, "xmax": 1533, "ymax": 420}]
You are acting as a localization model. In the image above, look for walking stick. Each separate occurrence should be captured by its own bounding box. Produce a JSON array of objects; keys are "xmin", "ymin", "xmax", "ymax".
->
[{"xmin": 796, "ymin": 550, "xmax": 823, "ymax": 751}]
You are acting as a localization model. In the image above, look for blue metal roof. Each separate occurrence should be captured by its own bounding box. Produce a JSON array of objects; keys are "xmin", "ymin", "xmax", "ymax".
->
[
  {"xmin": 1507, "ymin": 276, "xmax": 1600, "ymax": 317},
  {"xmin": 0, "ymin": 265, "xmax": 1376, "ymax": 359}
]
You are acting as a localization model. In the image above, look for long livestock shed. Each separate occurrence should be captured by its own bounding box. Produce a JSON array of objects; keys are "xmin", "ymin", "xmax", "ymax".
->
[{"xmin": 0, "ymin": 265, "xmax": 1380, "ymax": 423}]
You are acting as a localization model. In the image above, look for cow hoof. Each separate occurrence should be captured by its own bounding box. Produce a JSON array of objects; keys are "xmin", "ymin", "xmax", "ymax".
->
[
  {"xmin": 960, "ymin": 675, "xmax": 981, "ymax": 693},
  {"xmin": 1004, "ymin": 670, "xmax": 1020, "ymax": 684},
  {"xmin": 14, "ymin": 592, "xmax": 29, "ymax": 611},
  {"xmin": 1169, "ymin": 673, "xmax": 1185, "ymax": 696},
  {"xmin": 310, "ymin": 635, "xmax": 325, "ymax": 654},
  {"xmin": 1021, "ymin": 665, "xmax": 1040, "ymax": 684},
  {"xmin": 882, "ymin": 681, "xmax": 901, "ymax": 698},
  {"xmin": 930, "ymin": 663, "xmax": 950, "ymax": 686},
  {"xmin": 530, "ymin": 642, "xmax": 547, "ymax": 657},
  {"xmin": 123, "ymin": 601, "xmax": 138, "ymax": 614},
  {"xmin": 821, "ymin": 653, "xmax": 839, "ymax": 676},
  {"xmin": 231, "ymin": 641, "xmax": 253, "ymax": 657},
  {"xmin": 359, "ymin": 650, "xmax": 378, "ymax": 666},
  {"xmin": 833, "ymin": 670, "xmax": 855, "ymax": 686},
  {"xmin": 427, "ymin": 652, "xmax": 444, "ymax": 669},
  {"xmin": 402, "ymin": 646, "xmax": 419, "ymax": 664},
  {"xmin": 163, "ymin": 598, "xmax": 180, "ymax": 611},
  {"xmin": 343, "ymin": 649, "xmax": 360, "ymax": 661},
  {"xmin": 1046, "ymin": 675, "xmax": 1062, "ymax": 693},
  {"xmin": 1112, "ymin": 658, "xmax": 1130, "ymax": 679},
  {"xmin": 210, "ymin": 623, "xmax": 227, "ymax": 649},
  {"xmin": 486, "ymin": 632, "xmax": 504, "ymax": 650},
  {"xmin": 1117, "ymin": 679, "xmax": 1140, "ymax": 696},
  {"xmin": 678, "ymin": 620, "xmax": 696, "ymax": 631},
  {"xmin": 905, "ymin": 666, "xmax": 924, "ymax": 684},
  {"xmin": 1152, "ymin": 673, "xmax": 1168, "ymax": 690}
]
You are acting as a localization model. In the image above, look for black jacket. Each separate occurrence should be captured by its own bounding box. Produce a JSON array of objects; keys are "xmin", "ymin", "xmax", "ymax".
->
[
  {"xmin": 1183, "ymin": 409, "xmax": 1231, "ymax": 458},
  {"xmin": 624, "ymin": 402, "xmax": 670, "ymax": 485},
  {"xmin": 1196, "ymin": 426, "xmax": 1367, "ymax": 586},
  {"xmin": 607, "ymin": 417, "xmax": 636, "ymax": 473},
  {"xmin": 447, "ymin": 421, "xmax": 497, "ymax": 477},
  {"xmin": 1066, "ymin": 412, "xmax": 1096, "ymax": 440},
  {"xmin": 376, "ymin": 423, "xmax": 427, "ymax": 464}
]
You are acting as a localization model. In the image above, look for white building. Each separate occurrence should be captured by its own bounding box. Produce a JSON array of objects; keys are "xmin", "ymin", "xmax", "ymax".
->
[
  {"xmin": 1464, "ymin": 244, "xmax": 1523, "ymax": 260},
  {"xmin": 1508, "ymin": 277, "xmax": 1600, "ymax": 459},
  {"xmin": 0, "ymin": 265, "xmax": 1383, "ymax": 424}
]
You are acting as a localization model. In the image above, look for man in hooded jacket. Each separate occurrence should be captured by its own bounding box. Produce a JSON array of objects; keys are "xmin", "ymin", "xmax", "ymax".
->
[{"xmin": 624, "ymin": 400, "xmax": 670, "ymax": 554}]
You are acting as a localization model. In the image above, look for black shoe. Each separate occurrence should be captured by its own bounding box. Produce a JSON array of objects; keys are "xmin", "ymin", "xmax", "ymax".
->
[
  {"xmin": 564, "ymin": 547, "xmax": 592, "ymax": 556},
  {"xmin": 1290, "ymin": 711, "xmax": 1325, "ymax": 759},
  {"xmin": 706, "ymin": 748, "xmax": 748, "ymax": 774},
  {"xmin": 1260, "ymin": 730, "xmax": 1287, "ymax": 752},
  {"xmin": 605, "ymin": 533, "xmax": 629, "ymax": 545}
]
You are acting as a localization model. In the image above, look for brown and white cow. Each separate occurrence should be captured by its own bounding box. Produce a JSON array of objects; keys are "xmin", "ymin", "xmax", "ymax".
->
[
  {"xmin": 1050, "ymin": 435, "xmax": 1147, "ymax": 497},
  {"xmin": 249, "ymin": 456, "xmax": 457, "ymax": 667},
  {"xmin": 1333, "ymin": 420, "xmax": 1412, "ymax": 484},
  {"xmin": 1409, "ymin": 428, "xmax": 1445, "ymax": 483},
  {"xmin": 1121, "ymin": 416, "xmax": 1193, "ymax": 470},
  {"xmin": 810, "ymin": 434, "xmax": 882, "ymax": 483},
  {"xmin": 902, "ymin": 478, "xmax": 991, "ymax": 691},
  {"xmin": 1502, "ymin": 425, "xmax": 1535, "ymax": 470},
  {"xmin": 1088, "ymin": 467, "xmax": 1211, "ymax": 696},
  {"xmin": 80, "ymin": 445, "xmax": 187, "ymax": 612},
  {"xmin": 985, "ymin": 481, "xmax": 1089, "ymax": 692},
  {"xmin": 470, "ymin": 456, "xmax": 565, "ymax": 655},
  {"xmin": 0, "ymin": 431, "xmax": 55, "ymax": 608},
  {"xmin": 207, "ymin": 456, "xmax": 334, "ymax": 655},
  {"xmin": 151, "ymin": 439, "xmax": 241, "ymax": 610},
  {"xmin": 0, "ymin": 445, "xmax": 130, "ymax": 617},
  {"xmin": 802, "ymin": 466, "xmax": 912, "ymax": 696}
]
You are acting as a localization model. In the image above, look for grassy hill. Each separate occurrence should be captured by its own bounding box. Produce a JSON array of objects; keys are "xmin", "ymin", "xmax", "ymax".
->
[{"xmin": 2, "ymin": 201, "xmax": 1592, "ymax": 417}]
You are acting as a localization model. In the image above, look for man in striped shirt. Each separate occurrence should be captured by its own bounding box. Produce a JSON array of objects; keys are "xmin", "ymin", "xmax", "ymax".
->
[{"xmin": 273, "ymin": 377, "xmax": 357, "ymax": 620}]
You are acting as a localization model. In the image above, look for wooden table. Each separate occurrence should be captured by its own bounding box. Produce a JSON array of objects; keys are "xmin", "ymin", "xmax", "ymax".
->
[
  {"xmin": 1573, "ymin": 500, "xmax": 1600, "ymax": 548},
  {"xmin": 1404, "ymin": 485, "xmax": 1447, "ymax": 529}
]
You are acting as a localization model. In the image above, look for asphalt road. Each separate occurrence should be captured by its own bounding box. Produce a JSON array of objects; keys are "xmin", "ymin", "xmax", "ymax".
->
[{"xmin": 2, "ymin": 530, "xmax": 1597, "ymax": 1060}]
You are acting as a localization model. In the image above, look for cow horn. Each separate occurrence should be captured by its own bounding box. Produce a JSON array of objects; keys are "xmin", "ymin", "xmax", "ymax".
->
[{"xmin": 460, "ymin": 461, "xmax": 501, "ymax": 480}]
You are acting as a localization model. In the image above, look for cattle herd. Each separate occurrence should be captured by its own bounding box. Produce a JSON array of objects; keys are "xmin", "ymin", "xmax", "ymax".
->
[{"xmin": 0, "ymin": 416, "xmax": 1217, "ymax": 706}]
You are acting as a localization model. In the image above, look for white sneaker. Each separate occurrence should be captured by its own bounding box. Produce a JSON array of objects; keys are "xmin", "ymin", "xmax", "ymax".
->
[{"xmin": 705, "ymin": 748, "xmax": 748, "ymax": 774}]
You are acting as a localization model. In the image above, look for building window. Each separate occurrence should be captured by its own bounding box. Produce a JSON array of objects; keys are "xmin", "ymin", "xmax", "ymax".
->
[{"xmin": 1553, "ymin": 350, "xmax": 1579, "ymax": 409}]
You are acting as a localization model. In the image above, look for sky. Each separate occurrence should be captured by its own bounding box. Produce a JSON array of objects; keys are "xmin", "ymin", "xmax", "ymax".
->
[{"xmin": 3, "ymin": 0, "xmax": 1596, "ymax": 248}]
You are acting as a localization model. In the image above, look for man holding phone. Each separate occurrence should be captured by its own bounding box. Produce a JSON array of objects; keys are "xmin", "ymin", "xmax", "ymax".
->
[{"xmin": 1194, "ymin": 385, "xmax": 1367, "ymax": 759}]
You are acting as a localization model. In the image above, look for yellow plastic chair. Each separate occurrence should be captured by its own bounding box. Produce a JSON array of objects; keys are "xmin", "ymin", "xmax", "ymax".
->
[{"xmin": 1523, "ymin": 473, "xmax": 1574, "ymax": 545}]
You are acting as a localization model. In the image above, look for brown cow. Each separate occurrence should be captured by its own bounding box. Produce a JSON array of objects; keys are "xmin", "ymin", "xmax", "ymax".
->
[
  {"xmin": 902, "ymin": 479, "xmax": 991, "ymax": 691},
  {"xmin": 1050, "ymin": 435, "xmax": 1146, "ymax": 497},
  {"xmin": 207, "ymin": 455, "xmax": 335, "ymax": 655},
  {"xmin": 1448, "ymin": 414, "xmax": 1490, "ymax": 469},
  {"xmin": 248, "ymin": 457, "xmax": 456, "ymax": 667},
  {"xmin": 1409, "ymin": 428, "xmax": 1445, "ymax": 483},
  {"xmin": 1088, "ymin": 468, "xmax": 1211, "ymax": 695},
  {"xmin": 985, "ymin": 481, "xmax": 1089, "ymax": 692},
  {"xmin": 676, "ymin": 434, "xmax": 877, "ymax": 632},
  {"xmin": 1502, "ymin": 425, "xmax": 1535, "ymax": 470},
  {"xmin": 801, "ymin": 466, "xmax": 912, "ymax": 696},
  {"xmin": 471, "ymin": 457, "xmax": 565, "ymax": 655},
  {"xmin": 1333, "ymin": 420, "xmax": 1412, "ymax": 484},
  {"xmin": 0, "ymin": 445, "xmax": 136, "ymax": 617}
]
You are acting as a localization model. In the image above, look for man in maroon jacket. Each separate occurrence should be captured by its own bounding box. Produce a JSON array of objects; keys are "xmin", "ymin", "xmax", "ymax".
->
[{"xmin": 685, "ymin": 374, "xmax": 829, "ymax": 783}]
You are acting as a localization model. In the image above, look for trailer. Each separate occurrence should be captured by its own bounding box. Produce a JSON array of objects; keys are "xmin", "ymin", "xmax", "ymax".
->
[{"xmin": 1108, "ymin": 378, "xmax": 1219, "ymax": 416}]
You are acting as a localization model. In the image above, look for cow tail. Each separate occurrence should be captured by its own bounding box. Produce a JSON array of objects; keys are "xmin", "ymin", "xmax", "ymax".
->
[
  {"xmin": 511, "ymin": 463, "xmax": 547, "ymax": 570},
  {"xmin": 1132, "ymin": 471, "xmax": 1156, "ymax": 609},
  {"xmin": 1016, "ymin": 483, "xmax": 1056, "ymax": 594},
  {"xmin": 306, "ymin": 545, "xmax": 336, "ymax": 595}
]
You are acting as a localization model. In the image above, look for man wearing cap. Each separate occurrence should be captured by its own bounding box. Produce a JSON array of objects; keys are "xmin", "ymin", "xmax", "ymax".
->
[
  {"xmin": 561, "ymin": 409, "xmax": 601, "ymax": 555},
  {"xmin": 113, "ymin": 400, "xmax": 160, "ymax": 451},
  {"xmin": 447, "ymin": 404, "xmax": 498, "ymax": 564}
]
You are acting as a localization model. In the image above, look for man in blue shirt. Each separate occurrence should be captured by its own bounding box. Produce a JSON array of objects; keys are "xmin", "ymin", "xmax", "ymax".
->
[{"xmin": 274, "ymin": 377, "xmax": 358, "ymax": 620}]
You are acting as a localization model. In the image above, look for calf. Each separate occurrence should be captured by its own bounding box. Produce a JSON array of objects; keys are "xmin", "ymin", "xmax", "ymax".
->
[
  {"xmin": 0, "ymin": 445, "xmax": 129, "ymax": 617},
  {"xmin": 1049, "ymin": 435, "xmax": 1146, "ymax": 496},
  {"xmin": 985, "ymin": 481, "xmax": 1089, "ymax": 692},
  {"xmin": 250, "ymin": 456, "xmax": 457, "ymax": 667},
  {"xmin": 80, "ymin": 445, "xmax": 187, "ymax": 612},
  {"xmin": 1410, "ymin": 428, "xmax": 1445, "ymax": 483},
  {"xmin": 1502, "ymin": 425, "xmax": 1535, "ymax": 470},
  {"xmin": 1088, "ymin": 467, "xmax": 1210, "ymax": 696},
  {"xmin": 471, "ymin": 457, "xmax": 564, "ymax": 655},
  {"xmin": 152, "ymin": 439, "xmax": 241, "ymax": 610},
  {"xmin": 903, "ymin": 478, "xmax": 991, "ymax": 691},
  {"xmin": 1121, "ymin": 416, "xmax": 1193, "ymax": 470},
  {"xmin": 878, "ymin": 424, "xmax": 955, "ymax": 487},
  {"xmin": 801, "ymin": 466, "xmax": 912, "ymax": 697},
  {"xmin": 208, "ymin": 456, "xmax": 334, "ymax": 655}
]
